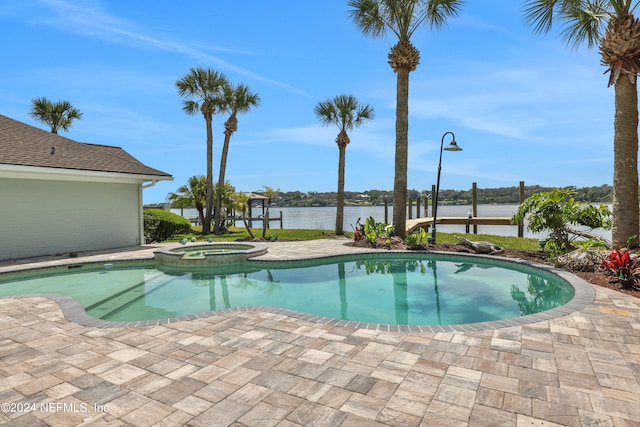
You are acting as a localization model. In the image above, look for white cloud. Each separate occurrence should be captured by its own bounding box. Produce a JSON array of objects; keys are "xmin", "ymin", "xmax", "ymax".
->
[{"xmin": 33, "ymin": 0, "xmax": 305, "ymax": 94}]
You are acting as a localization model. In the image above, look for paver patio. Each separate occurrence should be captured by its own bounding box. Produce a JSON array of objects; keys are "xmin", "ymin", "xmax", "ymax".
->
[{"xmin": 0, "ymin": 239, "xmax": 639, "ymax": 426}]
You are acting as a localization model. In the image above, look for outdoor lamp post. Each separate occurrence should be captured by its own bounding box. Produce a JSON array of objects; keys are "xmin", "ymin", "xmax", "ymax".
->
[{"xmin": 429, "ymin": 131, "xmax": 462, "ymax": 245}]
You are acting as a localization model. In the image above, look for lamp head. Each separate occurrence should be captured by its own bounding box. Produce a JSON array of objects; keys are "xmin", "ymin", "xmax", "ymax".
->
[{"xmin": 444, "ymin": 141, "xmax": 462, "ymax": 151}]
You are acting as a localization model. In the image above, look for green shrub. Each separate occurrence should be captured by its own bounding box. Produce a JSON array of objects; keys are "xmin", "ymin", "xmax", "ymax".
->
[
  {"xmin": 144, "ymin": 209, "xmax": 192, "ymax": 242},
  {"xmin": 512, "ymin": 188, "xmax": 611, "ymax": 254},
  {"xmin": 363, "ymin": 216, "xmax": 394, "ymax": 245},
  {"xmin": 405, "ymin": 228, "xmax": 429, "ymax": 249}
]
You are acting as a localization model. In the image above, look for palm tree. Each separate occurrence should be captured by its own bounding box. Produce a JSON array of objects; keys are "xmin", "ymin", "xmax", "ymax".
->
[
  {"xmin": 230, "ymin": 192, "xmax": 255, "ymax": 238},
  {"xmin": 213, "ymin": 83, "xmax": 261, "ymax": 233},
  {"xmin": 523, "ymin": 0, "xmax": 640, "ymax": 248},
  {"xmin": 167, "ymin": 175, "xmax": 206, "ymax": 226},
  {"xmin": 261, "ymin": 185, "xmax": 279, "ymax": 239},
  {"xmin": 29, "ymin": 97, "xmax": 82, "ymax": 134},
  {"xmin": 314, "ymin": 94, "xmax": 374, "ymax": 234},
  {"xmin": 176, "ymin": 67, "xmax": 229, "ymax": 235},
  {"xmin": 214, "ymin": 180, "xmax": 236, "ymax": 228},
  {"xmin": 348, "ymin": 0, "xmax": 463, "ymax": 238}
]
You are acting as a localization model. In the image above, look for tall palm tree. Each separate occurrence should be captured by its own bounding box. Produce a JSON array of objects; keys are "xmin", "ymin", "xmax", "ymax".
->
[
  {"xmin": 523, "ymin": 0, "xmax": 640, "ymax": 248},
  {"xmin": 213, "ymin": 83, "xmax": 261, "ymax": 233},
  {"xmin": 348, "ymin": 0, "xmax": 463, "ymax": 238},
  {"xmin": 176, "ymin": 67, "xmax": 229, "ymax": 235},
  {"xmin": 167, "ymin": 175, "xmax": 207, "ymax": 226},
  {"xmin": 29, "ymin": 97, "xmax": 82, "ymax": 134},
  {"xmin": 314, "ymin": 94, "xmax": 374, "ymax": 234},
  {"xmin": 261, "ymin": 185, "xmax": 279, "ymax": 239}
]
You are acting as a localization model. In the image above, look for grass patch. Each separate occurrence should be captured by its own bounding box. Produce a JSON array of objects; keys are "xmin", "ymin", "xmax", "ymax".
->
[
  {"xmin": 170, "ymin": 227, "xmax": 344, "ymax": 242},
  {"xmin": 169, "ymin": 226, "xmax": 540, "ymax": 251},
  {"xmin": 434, "ymin": 232, "xmax": 540, "ymax": 251}
]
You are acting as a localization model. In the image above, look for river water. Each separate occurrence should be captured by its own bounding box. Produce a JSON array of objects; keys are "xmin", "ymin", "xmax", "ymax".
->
[
  {"xmin": 171, "ymin": 203, "xmax": 613, "ymax": 241},
  {"xmin": 173, "ymin": 204, "xmax": 532, "ymax": 237}
]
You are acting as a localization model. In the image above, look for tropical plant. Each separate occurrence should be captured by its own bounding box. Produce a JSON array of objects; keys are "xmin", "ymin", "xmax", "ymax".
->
[
  {"xmin": 600, "ymin": 248, "xmax": 640, "ymax": 288},
  {"xmin": 29, "ymin": 97, "xmax": 82, "ymax": 134},
  {"xmin": 261, "ymin": 186, "xmax": 279, "ymax": 239},
  {"xmin": 353, "ymin": 217, "xmax": 366, "ymax": 241},
  {"xmin": 405, "ymin": 227, "xmax": 429, "ymax": 249},
  {"xmin": 167, "ymin": 175, "xmax": 207, "ymax": 226},
  {"xmin": 230, "ymin": 192, "xmax": 255, "ymax": 238},
  {"xmin": 512, "ymin": 189, "xmax": 612, "ymax": 253},
  {"xmin": 523, "ymin": 0, "xmax": 640, "ymax": 248},
  {"xmin": 176, "ymin": 67, "xmax": 229, "ymax": 235},
  {"xmin": 364, "ymin": 216, "xmax": 395, "ymax": 245},
  {"xmin": 214, "ymin": 82, "xmax": 261, "ymax": 233},
  {"xmin": 348, "ymin": 0, "xmax": 463, "ymax": 238},
  {"xmin": 214, "ymin": 180, "xmax": 236, "ymax": 228},
  {"xmin": 314, "ymin": 94, "xmax": 374, "ymax": 235}
]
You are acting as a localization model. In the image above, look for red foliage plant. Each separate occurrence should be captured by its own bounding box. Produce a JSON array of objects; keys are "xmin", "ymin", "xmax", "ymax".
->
[{"xmin": 601, "ymin": 249, "xmax": 640, "ymax": 288}]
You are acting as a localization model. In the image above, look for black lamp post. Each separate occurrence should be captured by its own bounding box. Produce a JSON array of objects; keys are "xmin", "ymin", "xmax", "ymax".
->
[{"xmin": 428, "ymin": 131, "xmax": 462, "ymax": 244}]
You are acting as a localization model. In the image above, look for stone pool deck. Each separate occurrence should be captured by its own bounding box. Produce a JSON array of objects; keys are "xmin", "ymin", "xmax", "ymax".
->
[{"xmin": 0, "ymin": 239, "xmax": 639, "ymax": 426}]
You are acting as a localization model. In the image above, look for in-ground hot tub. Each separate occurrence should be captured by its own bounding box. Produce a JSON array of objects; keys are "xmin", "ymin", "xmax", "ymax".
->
[{"xmin": 154, "ymin": 242, "xmax": 268, "ymax": 267}]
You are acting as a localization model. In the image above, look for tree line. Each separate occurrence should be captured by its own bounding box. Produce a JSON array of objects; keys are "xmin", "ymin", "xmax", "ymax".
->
[{"xmin": 272, "ymin": 184, "xmax": 613, "ymax": 207}]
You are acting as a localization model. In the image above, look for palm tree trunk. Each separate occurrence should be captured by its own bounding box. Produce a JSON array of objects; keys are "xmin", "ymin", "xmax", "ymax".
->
[
  {"xmin": 393, "ymin": 68, "xmax": 410, "ymax": 238},
  {"xmin": 214, "ymin": 131, "xmax": 232, "ymax": 233},
  {"xmin": 612, "ymin": 77, "xmax": 639, "ymax": 248},
  {"xmin": 336, "ymin": 145, "xmax": 346, "ymax": 235},
  {"xmin": 262, "ymin": 206, "xmax": 270, "ymax": 239},
  {"xmin": 197, "ymin": 206, "xmax": 205, "ymax": 227},
  {"xmin": 242, "ymin": 214, "xmax": 255, "ymax": 239},
  {"xmin": 203, "ymin": 116, "xmax": 214, "ymax": 235}
]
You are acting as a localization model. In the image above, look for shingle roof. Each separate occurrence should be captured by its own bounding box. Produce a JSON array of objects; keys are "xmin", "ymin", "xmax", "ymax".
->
[{"xmin": 0, "ymin": 114, "xmax": 172, "ymax": 178}]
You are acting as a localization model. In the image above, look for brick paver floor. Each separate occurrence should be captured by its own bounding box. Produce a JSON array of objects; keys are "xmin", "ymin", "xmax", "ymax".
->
[{"xmin": 0, "ymin": 239, "xmax": 639, "ymax": 426}]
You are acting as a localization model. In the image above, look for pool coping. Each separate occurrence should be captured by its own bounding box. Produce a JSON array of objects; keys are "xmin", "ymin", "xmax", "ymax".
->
[{"xmin": 0, "ymin": 246, "xmax": 596, "ymax": 332}]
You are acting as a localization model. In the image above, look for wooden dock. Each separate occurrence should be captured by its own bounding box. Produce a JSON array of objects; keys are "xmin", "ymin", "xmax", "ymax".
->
[
  {"xmin": 188, "ymin": 212, "xmax": 284, "ymax": 228},
  {"xmin": 406, "ymin": 216, "xmax": 514, "ymax": 233}
]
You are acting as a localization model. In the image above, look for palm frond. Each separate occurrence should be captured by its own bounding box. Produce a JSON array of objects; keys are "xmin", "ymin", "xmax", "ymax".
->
[
  {"xmin": 175, "ymin": 67, "xmax": 228, "ymax": 114},
  {"xmin": 355, "ymin": 104, "xmax": 376, "ymax": 126},
  {"xmin": 29, "ymin": 97, "xmax": 82, "ymax": 133},
  {"xmin": 350, "ymin": 0, "xmax": 463, "ymax": 40},
  {"xmin": 421, "ymin": 0, "xmax": 465, "ymax": 32},
  {"xmin": 219, "ymin": 83, "xmax": 261, "ymax": 116},
  {"xmin": 348, "ymin": 0, "xmax": 388, "ymax": 38},
  {"xmin": 181, "ymin": 100, "xmax": 200, "ymax": 116},
  {"xmin": 314, "ymin": 100, "xmax": 338, "ymax": 126},
  {"xmin": 610, "ymin": 0, "xmax": 636, "ymax": 15},
  {"xmin": 314, "ymin": 94, "xmax": 374, "ymax": 132},
  {"xmin": 559, "ymin": 0, "xmax": 609, "ymax": 49},
  {"xmin": 523, "ymin": 0, "xmax": 562, "ymax": 34}
]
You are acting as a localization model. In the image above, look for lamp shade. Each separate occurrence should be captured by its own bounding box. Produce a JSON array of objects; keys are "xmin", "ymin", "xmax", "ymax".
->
[{"xmin": 444, "ymin": 141, "xmax": 462, "ymax": 151}]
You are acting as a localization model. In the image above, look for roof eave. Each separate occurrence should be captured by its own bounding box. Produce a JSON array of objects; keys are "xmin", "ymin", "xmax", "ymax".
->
[{"xmin": 0, "ymin": 164, "xmax": 173, "ymax": 184}]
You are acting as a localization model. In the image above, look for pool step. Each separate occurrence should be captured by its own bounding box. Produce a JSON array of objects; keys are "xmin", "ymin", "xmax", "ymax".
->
[{"xmin": 86, "ymin": 272, "xmax": 174, "ymax": 319}]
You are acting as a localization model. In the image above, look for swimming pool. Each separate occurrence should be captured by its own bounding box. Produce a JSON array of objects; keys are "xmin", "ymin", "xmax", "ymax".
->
[{"xmin": 0, "ymin": 253, "xmax": 586, "ymax": 329}]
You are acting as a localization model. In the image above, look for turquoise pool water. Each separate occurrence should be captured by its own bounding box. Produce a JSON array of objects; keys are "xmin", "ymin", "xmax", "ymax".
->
[{"xmin": 0, "ymin": 254, "xmax": 575, "ymax": 325}]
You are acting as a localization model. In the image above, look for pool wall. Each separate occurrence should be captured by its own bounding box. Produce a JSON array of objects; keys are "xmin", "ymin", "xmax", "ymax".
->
[{"xmin": 154, "ymin": 242, "xmax": 268, "ymax": 267}]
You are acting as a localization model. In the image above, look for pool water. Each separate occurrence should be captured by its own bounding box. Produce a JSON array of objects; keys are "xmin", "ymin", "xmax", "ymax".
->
[
  {"xmin": 175, "ymin": 244, "xmax": 255, "ymax": 257},
  {"xmin": 0, "ymin": 255, "xmax": 575, "ymax": 326}
]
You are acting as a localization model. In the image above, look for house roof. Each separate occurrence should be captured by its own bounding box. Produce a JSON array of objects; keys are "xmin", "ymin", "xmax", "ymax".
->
[{"xmin": 0, "ymin": 114, "xmax": 172, "ymax": 178}]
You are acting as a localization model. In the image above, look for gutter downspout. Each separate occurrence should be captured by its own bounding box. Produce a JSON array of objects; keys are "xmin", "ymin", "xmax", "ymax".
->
[{"xmin": 139, "ymin": 180, "xmax": 158, "ymax": 245}]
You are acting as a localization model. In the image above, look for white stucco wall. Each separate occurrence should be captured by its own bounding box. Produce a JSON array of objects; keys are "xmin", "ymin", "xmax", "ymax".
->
[{"xmin": 0, "ymin": 177, "xmax": 142, "ymax": 261}]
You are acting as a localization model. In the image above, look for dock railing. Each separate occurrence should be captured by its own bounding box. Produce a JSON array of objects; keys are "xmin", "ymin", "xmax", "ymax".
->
[{"xmin": 398, "ymin": 181, "xmax": 524, "ymax": 237}]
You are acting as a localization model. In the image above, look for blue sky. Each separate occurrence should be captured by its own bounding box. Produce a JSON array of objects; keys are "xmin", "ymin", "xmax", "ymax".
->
[{"xmin": 0, "ymin": 0, "xmax": 614, "ymax": 204}]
